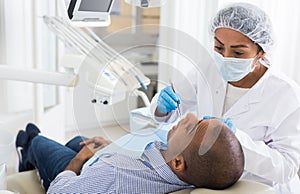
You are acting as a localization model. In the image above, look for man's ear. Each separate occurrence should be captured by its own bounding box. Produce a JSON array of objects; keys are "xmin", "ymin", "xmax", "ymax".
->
[{"xmin": 170, "ymin": 155, "xmax": 186, "ymax": 173}]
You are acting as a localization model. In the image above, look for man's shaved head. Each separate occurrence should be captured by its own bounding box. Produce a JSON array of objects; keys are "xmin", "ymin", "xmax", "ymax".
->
[{"xmin": 181, "ymin": 118, "xmax": 244, "ymax": 189}]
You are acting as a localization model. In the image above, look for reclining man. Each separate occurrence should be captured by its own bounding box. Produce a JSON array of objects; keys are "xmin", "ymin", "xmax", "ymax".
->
[{"xmin": 16, "ymin": 113, "xmax": 244, "ymax": 193}]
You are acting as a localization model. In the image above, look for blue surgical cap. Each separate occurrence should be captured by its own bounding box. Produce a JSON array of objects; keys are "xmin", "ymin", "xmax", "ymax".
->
[{"xmin": 211, "ymin": 3, "xmax": 274, "ymax": 52}]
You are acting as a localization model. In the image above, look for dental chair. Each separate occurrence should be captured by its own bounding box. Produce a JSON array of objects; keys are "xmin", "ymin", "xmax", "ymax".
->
[
  {"xmin": 6, "ymin": 107, "xmax": 275, "ymax": 194},
  {"xmin": 6, "ymin": 170, "xmax": 275, "ymax": 194}
]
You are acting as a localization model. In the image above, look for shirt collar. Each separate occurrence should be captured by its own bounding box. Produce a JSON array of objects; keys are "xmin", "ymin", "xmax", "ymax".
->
[{"xmin": 143, "ymin": 141, "xmax": 192, "ymax": 187}]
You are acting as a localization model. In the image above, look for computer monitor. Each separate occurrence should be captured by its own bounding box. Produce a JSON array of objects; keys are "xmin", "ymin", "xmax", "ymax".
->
[
  {"xmin": 67, "ymin": 0, "xmax": 114, "ymax": 27},
  {"xmin": 125, "ymin": 0, "xmax": 166, "ymax": 8}
]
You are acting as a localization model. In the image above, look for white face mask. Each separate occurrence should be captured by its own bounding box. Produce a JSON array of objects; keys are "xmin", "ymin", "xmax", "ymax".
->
[{"xmin": 213, "ymin": 51, "xmax": 257, "ymax": 82}]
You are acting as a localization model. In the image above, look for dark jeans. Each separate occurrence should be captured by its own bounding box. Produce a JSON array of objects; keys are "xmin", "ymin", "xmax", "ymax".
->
[{"xmin": 26, "ymin": 135, "xmax": 88, "ymax": 190}]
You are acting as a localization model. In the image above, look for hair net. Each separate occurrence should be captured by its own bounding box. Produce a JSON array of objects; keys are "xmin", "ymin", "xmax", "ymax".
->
[{"xmin": 210, "ymin": 3, "xmax": 273, "ymax": 52}]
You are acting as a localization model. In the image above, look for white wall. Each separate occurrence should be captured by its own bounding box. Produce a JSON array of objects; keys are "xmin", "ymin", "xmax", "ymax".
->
[
  {"xmin": 1, "ymin": 0, "xmax": 34, "ymax": 113},
  {"xmin": 0, "ymin": 0, "xmax": 5, "ymax": 64},
  {"xmin": 0, "ymin": 0, "xmax": 65, "ymax": 142},
  {"xmin": 158, "ymin": 0, "xmax": 219, "ymax": 90}
]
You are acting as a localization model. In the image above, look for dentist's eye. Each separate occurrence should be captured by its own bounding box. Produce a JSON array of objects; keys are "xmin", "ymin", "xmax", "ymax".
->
[
  {"xmin": 234, "ymin": 51, "xmax": 244, "ymax": 56},
  {"xmin": 215, "ymin": 46, "xmax": 223, "ymax": 51}
]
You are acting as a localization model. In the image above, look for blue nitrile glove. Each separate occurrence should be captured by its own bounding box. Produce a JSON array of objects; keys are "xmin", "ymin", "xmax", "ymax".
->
[
  {"xmin": 203, "ymin": 116, "xmax": 236, "ymax": 133},
  {"xmin": 157, "ymin": 86, "xmax": 181, "ymax": 113}
]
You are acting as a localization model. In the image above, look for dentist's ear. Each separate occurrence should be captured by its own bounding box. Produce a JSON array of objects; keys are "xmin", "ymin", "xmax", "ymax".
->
[
  {"xmin": 260, "ymin": 51, "xmax": 266, "ymax": 58},
  {"xmin": 170, "ymin": 155, "xmax": 186, "ymax": 173},
  {"xmin": 257, "ymin": 51, "xmax": 267, "ymax": 67},
  {"xmin": 255, "ymin": 50, "xmax": 266, "ymax": 67}
]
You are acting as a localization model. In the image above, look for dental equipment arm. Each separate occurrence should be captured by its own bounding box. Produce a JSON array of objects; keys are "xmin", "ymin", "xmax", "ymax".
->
[
  {"xmin": 0, "ymin": 65, "xmax": 77, "ymax": 87},
  {"xmin": 0, "ymin": 13, "xmax": 150, "ymax": 106},
  {"xmin": 43, "ymin": 16, "xmax": 150, "ymax": 105}
]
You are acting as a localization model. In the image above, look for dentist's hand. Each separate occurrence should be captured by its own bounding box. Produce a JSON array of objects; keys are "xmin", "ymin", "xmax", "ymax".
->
[
  {"xmin": 203, "ymin": 116, "xmax": 236, "ymax": 133},
  {"xmin": 157, "ymin": 86, "xmax": 181, "ymax": 113}
]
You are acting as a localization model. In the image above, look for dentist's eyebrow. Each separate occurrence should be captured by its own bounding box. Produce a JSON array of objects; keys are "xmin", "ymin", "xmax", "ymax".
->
[
  {"xmin": 214, "ymin": 37, "xmax": 224, "ymax": 45},
  {"xmin": 215, "ymin": 37, "xmax": 249, "ymax": 48},
  {"xmin": 231, "ymin": 44, "xmax": 249, "ymax": 48}
]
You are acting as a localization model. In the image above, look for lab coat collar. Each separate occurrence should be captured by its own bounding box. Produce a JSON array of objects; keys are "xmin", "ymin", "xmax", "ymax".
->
[
  {"xmin": 213, "ymin": 79, "xmax": 227, "ymax": 117},
  {"xmin": 247, "ymin": 68, "xmax": 270, "ymax": 104},
  {"xmin": 224, "ymin": 68, "xmax": 271, "ymax": 118}
]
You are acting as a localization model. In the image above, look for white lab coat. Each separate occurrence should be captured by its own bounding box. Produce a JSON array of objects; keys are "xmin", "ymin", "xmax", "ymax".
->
[{"xmin": 150, "ymin": 65, "xmax": 300, "ymax": 194}]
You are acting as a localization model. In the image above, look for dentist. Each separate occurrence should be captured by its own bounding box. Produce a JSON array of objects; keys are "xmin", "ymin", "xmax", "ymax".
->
[{"xmin": 150, "ymin": 3, "xmax": 300, "ymax": 194}]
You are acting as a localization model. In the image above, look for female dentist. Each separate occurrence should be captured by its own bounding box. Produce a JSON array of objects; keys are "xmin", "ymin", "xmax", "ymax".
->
[{"xmin": 150, "ymin": 3, "xmax": 300, "ymax": 194}]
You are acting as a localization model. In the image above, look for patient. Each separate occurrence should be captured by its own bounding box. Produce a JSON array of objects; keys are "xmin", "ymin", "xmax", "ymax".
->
[{"xmin": 15, "ymin": 113, "xmax": 244, "ymax": 193}]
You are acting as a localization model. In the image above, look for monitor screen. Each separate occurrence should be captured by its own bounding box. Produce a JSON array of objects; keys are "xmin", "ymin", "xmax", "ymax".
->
[{"xmin": 79, "ymin": 0, "xmax": 113, "ymax": 12}]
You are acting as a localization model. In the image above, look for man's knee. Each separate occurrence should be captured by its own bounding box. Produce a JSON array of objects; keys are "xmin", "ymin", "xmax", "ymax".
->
[{"xmin": 31, "ymin": 135, "xmax": 46, "ymax": 147}]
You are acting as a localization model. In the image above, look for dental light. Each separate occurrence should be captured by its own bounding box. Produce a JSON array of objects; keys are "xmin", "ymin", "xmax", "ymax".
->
[{"xmin": 125, "ymin": 0, "xmax": 167, "ymax": 8}]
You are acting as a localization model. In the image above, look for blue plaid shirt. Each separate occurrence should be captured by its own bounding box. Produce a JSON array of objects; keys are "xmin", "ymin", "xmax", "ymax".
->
[{"xmin": 47, "ymin": 141, "xmax": 194, "ymax": 194}]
